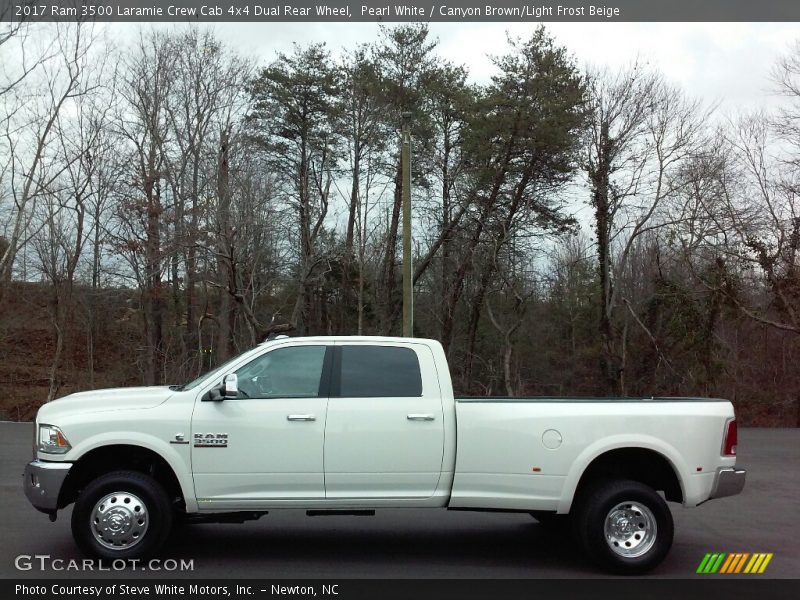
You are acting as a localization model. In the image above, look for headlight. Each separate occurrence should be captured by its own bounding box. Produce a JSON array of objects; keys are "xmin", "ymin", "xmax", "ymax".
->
[{"xmin": 38, "ymin": 424, "xmax": 72, "ymax": 454}]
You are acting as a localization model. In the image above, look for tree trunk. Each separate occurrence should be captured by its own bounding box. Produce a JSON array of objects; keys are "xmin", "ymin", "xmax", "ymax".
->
[
  {"xmin": 440, "ymin": 129, "xmax": 452, "ymax": 340},
  {"xmin": 592, "ymin": 121, "xmax": 620, "ymax": 395},
  {"xmin": 297, "ymin": 136, "xmax": 314, "ymax": 335},
  {"xmin": 46, "ymin": 287, "xmax": 65, "ymax": 402},
  {"xmin": 215, "ymin": 129, "xmax": 234, "ymax": 362},
  {"xmin": 184, "ymin": 157, "xmax": 201, "ymax": 369},
  {"xmin": 380, "ymin": 162, "xmax": 403, "ymax": 334},
  {"xmin": 463, "ymin": 268, "xmax": 492, "ymax": 389},
  {"xmin": 144, "ymin": 178, "xmax": 165, "ymax": 385},
  {"xmin": 341, "ymin": 149, "xmax": 360, "ymax": 333}
]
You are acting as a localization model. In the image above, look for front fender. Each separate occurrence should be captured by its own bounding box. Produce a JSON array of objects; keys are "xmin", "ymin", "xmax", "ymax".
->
[{"xmin": 65, "ymin": 431, "xmax": 197, "ymax": 512}]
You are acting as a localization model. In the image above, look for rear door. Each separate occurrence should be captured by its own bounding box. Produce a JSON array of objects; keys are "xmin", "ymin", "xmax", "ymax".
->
[{"xmin": 323, "ymin": 342, "xmax": 445, "ymax": 499}]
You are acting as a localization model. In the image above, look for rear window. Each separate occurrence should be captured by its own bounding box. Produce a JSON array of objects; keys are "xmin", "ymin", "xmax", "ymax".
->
[{"xmin": 339, "ymin": 346, "xmax": 422, "ymax": 397}]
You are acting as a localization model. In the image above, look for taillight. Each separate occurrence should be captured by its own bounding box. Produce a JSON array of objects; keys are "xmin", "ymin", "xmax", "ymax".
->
[{"xmin": 723, "ymin": 418, "xmax": 737, "ymax": 456}]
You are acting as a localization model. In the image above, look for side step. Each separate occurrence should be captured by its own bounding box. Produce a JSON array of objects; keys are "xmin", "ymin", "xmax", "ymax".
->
[
  {"xmin": 306, "ymin": 509, "xmax": 375, "ymax": 517},
  {"xmin": 182, "ymin": 511, "xmax": 268, "ymax": 524}
]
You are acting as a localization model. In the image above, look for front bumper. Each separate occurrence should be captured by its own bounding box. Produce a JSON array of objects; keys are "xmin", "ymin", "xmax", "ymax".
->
[
  {"xmin": 23, "ymin": 460, "xmax": 71, "ymax": 514},
  {"xmin": 709, "ymin": 467, "xmax": 746, "ymax": 499}
]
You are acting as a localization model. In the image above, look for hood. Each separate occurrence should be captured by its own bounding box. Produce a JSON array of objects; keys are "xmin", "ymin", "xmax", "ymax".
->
[{"xmin": 36, "ymin": 386, "xmax": 175, "ymax": 423}]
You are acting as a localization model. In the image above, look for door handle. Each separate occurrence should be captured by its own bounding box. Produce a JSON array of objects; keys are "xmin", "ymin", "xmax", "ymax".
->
[
  {"xmin": 407, "ymin": 414, "xmax": 435, "ymax": 421},
  {"xmin": 287, "ymin": 414, "xmax": 316, "ymax": 421}
]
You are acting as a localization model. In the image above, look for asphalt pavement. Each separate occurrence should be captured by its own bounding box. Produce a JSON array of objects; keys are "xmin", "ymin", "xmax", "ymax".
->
[{"xmin": 1, "ymin": 422, "xmax": 798, "ymax": 579}]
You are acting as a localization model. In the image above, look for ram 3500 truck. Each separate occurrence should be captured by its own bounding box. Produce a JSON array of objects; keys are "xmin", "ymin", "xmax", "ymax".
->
[{"xmin": 24, "ymin": 336, "xmax": 745, "ymax": 573}]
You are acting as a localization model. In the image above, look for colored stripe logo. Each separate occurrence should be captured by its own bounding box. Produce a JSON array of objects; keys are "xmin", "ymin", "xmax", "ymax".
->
[{"xmin": 696, "ymin": 553, "xmax": 773, "ymax": 574}]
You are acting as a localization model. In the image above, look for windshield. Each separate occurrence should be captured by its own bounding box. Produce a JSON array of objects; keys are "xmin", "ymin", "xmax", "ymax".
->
[{"xmin": 176, "ymin": 347, "xmax": 259, "ymax": 392}]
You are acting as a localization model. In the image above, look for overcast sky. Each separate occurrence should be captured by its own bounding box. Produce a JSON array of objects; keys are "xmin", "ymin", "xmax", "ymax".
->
[
  {"xmin": 181, "ymin": 21, "xmax": 800, "ymax": 114},
  {"xmin": 15, "ymin": 21, "xmax": 790, "ymax": 236}
]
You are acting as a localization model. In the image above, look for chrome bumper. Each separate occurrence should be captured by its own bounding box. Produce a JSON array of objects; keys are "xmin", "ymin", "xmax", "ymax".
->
[
  {"xmin": 23, "ymin": 460, "xmax": 71, "ymax": 514},
  {"xmin": 709, "ymin": 467, "xmax": 746, "ymax": 499}
]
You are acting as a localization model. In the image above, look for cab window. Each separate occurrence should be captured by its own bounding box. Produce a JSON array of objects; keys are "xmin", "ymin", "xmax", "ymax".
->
[
  {"xmin": 338, "ymin": 345, "xmax": 422, "ymax": 397},
  {"xmin": 235, "ymin": 346, "xmax": 327, "ymax": 399}
]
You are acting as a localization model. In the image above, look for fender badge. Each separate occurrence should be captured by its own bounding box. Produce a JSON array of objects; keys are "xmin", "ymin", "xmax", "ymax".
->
[{"xmin": 193, "ymin": 433, "xmax": 229, "ymax": 448}]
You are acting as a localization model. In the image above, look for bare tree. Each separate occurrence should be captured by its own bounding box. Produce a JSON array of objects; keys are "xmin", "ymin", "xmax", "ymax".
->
[
  {"xmin": 111, "ymin": 29, "xmax": 176, "ymax": 385},
  {"xmin": 484, "ymin": 236, "xmax": 536, "ymax": 396},
  {"xmin": 0, "ymin": 23, "xmax": 94, "ymax": 307},
  {"xmin": 0, "ymin": 17, "xmax": 59, "ymax": 124},
  {"xmin": 668, "ymin": 107, "xmax": 799, "ymax": 421},
  {"xmin": 336, "ymin": 45, "xmax": 385, "ymax": 332},
  {"xmin": 584, "ymin": 63, "xmax": 708, "ymax": 394},
  {"xmin": 161, "ymin": 28, "xmax": 252, "ymax": 368},
  {"xmin": 707, "ymin": 115, "xmax": 799, "ymax": 333},
  {"xmin": 27, "ymin": 29, "xmax": 109, "ymax": 400},
  {"xmin": 772, "ymin": 40, "xmax": 800, "ymax": 171}
]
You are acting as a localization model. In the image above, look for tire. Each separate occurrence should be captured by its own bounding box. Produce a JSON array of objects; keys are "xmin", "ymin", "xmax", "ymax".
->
[
  {"xmin": 71, "ymin": 470, "xmax": 172, "ymax": 560},
  {"xmin": 574, "ymin": 479, "xmax": 673, "ymax": 574}
]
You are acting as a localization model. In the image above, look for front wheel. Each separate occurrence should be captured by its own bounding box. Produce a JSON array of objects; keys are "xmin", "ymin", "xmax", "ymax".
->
[
  {"xmin": 71, "ymin": 470, "xmax": 172, "ymax": 560},
  {"xmin": 575, "ymin": 479, "xmax": 673, "ymax": 574}
]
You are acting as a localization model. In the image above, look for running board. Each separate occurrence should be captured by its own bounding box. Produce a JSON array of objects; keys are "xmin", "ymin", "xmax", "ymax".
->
[
  {"xmin": 306, "ymin": 509, "xmax": 375, "ymax": 516},
  {"xmin": 183, "ymin": 511, "xmax": 268, "ymax": 524}
]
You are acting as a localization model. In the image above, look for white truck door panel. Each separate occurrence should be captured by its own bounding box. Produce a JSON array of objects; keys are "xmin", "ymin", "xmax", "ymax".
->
[
  {"xmin": 324, "ymin": 343, "xmax": 445, "ymax": 499},
  {"xmin": 191, "ymin": 344, "xmax": 331, "ymax": 505}
]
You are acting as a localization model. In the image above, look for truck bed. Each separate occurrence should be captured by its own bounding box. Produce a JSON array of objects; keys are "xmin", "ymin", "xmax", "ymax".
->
[{"xmin": 448, "ymin": 395, "xmax": 735, "ymax": 512}]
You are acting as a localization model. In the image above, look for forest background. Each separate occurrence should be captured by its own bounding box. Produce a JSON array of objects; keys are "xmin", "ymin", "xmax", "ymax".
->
[{"xmin": 2, "ymin": 21, "xmax": 799, "ymax": 426}]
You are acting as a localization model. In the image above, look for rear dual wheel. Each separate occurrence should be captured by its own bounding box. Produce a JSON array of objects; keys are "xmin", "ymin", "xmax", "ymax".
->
[{"xmin": 574, "ymin": 479, "xmax": 673, "ymax": 574}]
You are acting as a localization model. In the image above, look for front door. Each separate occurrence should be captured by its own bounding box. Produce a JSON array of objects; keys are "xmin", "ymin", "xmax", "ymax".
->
[
  {"xmin": 192, "ymin": 343, "xmax": 332, "ymax": 507},
  {"xmin": 324, "ymin": 343, "xmax": 445, "ymax": 499}
]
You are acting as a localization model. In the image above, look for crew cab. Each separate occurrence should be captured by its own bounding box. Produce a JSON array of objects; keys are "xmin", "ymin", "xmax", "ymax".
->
[{"xmin": 24, "ymin": 336, "xmax": 746, "ymax": 573}]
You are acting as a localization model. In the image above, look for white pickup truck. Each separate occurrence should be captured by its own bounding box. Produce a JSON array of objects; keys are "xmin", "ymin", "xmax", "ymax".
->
[{"xmin": 24, "ymin": 336, "xmax": 745, "ymax": 573}]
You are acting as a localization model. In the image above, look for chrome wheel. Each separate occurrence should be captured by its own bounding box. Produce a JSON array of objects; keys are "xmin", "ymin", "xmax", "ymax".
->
[
  {"xmin": 603, "ymin": 501, "xmax": 657, "ymax": 558},
  {"xmin": 90, "ymin": 491, "xmax": 149, "ymax": 550}
]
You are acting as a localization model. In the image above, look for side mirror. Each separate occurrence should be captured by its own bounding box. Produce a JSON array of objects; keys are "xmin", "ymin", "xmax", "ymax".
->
[{"xmin": 223, "ymin": 373, "xmax": 238, "ymax": 399}]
